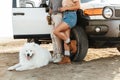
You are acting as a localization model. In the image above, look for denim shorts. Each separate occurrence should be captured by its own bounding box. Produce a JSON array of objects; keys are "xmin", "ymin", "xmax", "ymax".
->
[{"xmin": 62, "ymin": 11, "xmax": 77, "ymax": 28}]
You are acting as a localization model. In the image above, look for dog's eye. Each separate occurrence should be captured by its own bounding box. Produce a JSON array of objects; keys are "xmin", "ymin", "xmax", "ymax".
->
[
  {"xmin": 26, "ymin": 50, "xmax": 28, "ymax": 52},
  {"xmin": 30, "ymin": 50, "xmax": 32, "ymax": 52}
]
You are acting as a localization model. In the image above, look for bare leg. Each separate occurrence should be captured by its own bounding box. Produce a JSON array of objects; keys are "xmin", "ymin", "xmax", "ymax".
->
[
  {"xmin": 54, "ymin": 21, "xmax": 71, "ymax": 51},
  {"xmin": 53, "ymin": 22, "xmax": 70, "ymax": 41},
  {"xmin": 64, "ymin": 29, "xmax": 70, "ymax": 51},
  {"xmin": 64, "ymin": 29, "xmax": 71, "ymax": 59},
  {"xmin": 53, "ymin": 22, "xmax": 71, "ymax": 64}
]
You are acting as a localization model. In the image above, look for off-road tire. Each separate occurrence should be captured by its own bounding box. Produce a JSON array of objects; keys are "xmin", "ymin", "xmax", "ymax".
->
[{"xmin": 70, "ymin": 26, "xmax": 88, "ymax": 62}]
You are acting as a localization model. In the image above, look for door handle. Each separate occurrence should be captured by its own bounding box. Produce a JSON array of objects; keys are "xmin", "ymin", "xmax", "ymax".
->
[{"xmin": 13, "ymin": 13, "xmax": 25, "ymax": 16}]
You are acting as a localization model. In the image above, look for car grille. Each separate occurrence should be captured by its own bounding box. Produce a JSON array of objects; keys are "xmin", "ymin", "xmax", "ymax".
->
[{"xmin": 115, "ymin": 9, "xmax": 120, "ymax": 17}]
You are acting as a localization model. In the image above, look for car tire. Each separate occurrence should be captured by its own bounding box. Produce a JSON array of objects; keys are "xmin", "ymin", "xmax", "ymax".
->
[
  {"xmin": 70, "ymin": 26, "xmax": 88, "ymax": 62},
  {"xmin": 117, "ymin": 47, "xmax": 120, "ymax": 52}
]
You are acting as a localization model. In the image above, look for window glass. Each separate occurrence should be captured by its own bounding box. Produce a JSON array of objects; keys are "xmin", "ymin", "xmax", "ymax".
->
[
  {"xmin": 15, "ymin": 0, "xmax": 48, "ymax": 8},
  {"xmin": 81, "ymin": 0, "xmax": 94, "ymax": 3},
  {"xmin": 81, "ymin": 0, "xmax": 120, "ymax": 4}
]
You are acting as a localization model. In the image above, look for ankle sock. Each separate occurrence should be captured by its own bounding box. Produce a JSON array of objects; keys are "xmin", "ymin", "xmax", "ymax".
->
[
  {"xmin": 65, "ymin": 38, "xmax": 70, "ymax": 44},
  {"xmin": 64, "ymin": 50, "xmax": 70, "ymax": 56}
]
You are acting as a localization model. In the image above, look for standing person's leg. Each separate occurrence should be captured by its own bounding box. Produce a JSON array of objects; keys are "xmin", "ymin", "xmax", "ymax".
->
[
  {"xmin": 53, "ymin": 22, "xmax": 70, "ymax": 41},
  {"xmin": 53, "ymin": 11, "xmax": 77, "ymax": 64},
  {"xmin": 59, "ymin": 29, "xmax": 71, "ymax": 64},
  {"xmin": 64, "ymin": 29, "xmax": 70, "ymax": 56},
  {"xmin": 51, "ymin": 13, "xmax": 62, "ymax": 63},
  {"xmin": 53, "ymin": 22, "xmax": 71, "ymax": 64}
]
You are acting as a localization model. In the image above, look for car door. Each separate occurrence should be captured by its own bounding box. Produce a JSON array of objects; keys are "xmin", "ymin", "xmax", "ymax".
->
[{"xmin": 12, "ymin": 0, "xmax": 51, "ymax": 38}]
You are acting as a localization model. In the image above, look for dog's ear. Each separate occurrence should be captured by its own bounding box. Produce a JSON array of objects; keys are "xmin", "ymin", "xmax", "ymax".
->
[{"xmin": 30, "ymin": 42, "xmax": 36, "ymax": 46}]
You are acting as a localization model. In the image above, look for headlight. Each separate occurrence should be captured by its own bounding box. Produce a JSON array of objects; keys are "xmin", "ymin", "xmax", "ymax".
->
[{"xmin": 103, "ymin": 7, "xmax": 113, "ymax": 19}]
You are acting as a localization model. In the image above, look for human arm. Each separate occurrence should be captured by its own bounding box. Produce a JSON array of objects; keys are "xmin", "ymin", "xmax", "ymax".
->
[{"xmin": 48, "ymin": 0, "xmax": 53, "ymax": 15}]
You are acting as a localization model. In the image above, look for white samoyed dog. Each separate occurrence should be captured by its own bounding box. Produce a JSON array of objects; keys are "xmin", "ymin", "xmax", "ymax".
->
[{"xmin": 8, "ymin": 42, "xmax": 52, "ymax": 71}]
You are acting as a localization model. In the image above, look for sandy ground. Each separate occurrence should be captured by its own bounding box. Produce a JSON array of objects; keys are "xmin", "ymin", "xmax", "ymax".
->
[{"xmin": 0, "ymin": 39, "xmax": 120, "ymax": 80}]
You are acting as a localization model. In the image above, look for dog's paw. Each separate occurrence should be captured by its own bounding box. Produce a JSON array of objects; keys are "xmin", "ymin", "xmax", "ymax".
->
[
  {"xmin": 8, "ymin": 67, "xmax": 15, "ymax": 71},
  {"xmin": 15, "ymin": 67, "xmax": 25, "ymax": 71},
  {"xmin": 15, "ymin": 68, "xmax": 23, "ymax": 71}
]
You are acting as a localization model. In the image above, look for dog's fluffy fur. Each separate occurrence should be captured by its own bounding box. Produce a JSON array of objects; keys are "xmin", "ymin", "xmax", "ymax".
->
[{"xmin": 8, "ymin": 42, "xmax": 52, "ymax": 71}]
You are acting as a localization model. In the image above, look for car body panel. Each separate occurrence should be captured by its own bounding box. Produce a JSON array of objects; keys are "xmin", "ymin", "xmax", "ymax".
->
[
  {"xmin": 12, "ymin": 0, "xmax": 120, "ymax": 40},
  {"xmin": 13, "ymin": 8, "xmax": 51, "ymax": 35}
]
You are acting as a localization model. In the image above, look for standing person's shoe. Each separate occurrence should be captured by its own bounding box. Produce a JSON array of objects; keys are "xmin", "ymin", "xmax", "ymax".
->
[
  {"xmin": 52, "ymin": 53, "xmax": 62, "ymax": 63},
  {"xmin": 58, "ymin": 56, "xmax": 71, "ymax": 64}
]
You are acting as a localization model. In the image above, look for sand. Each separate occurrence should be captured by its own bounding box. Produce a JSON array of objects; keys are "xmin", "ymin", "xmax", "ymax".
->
[{"xmin": 0, "ymin": 39, "xmax": 120, "ymax": 80}]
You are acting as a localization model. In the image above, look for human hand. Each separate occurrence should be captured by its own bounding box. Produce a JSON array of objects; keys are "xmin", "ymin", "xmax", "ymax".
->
[
  {"xmin": 58, "ymin": 7, "xmax": 67, "ymax": 12},
  {"xmin": 46, "ymin": 15, "xmax": 52, "ymax": 25},
  {"xmin": 49, "ymin": 9, "xmax": 52, "ymax": 14}
]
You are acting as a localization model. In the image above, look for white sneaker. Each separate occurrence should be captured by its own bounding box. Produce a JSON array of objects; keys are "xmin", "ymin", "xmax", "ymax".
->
[{"xmin": 52, "ymin": 53, "xmax": 62, "ymax": 63}]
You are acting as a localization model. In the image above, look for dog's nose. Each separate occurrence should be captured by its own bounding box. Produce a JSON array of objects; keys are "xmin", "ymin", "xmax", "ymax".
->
[{"xmin": 27, "ymin": 54, "xmax": 30, "ymax": 56}]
